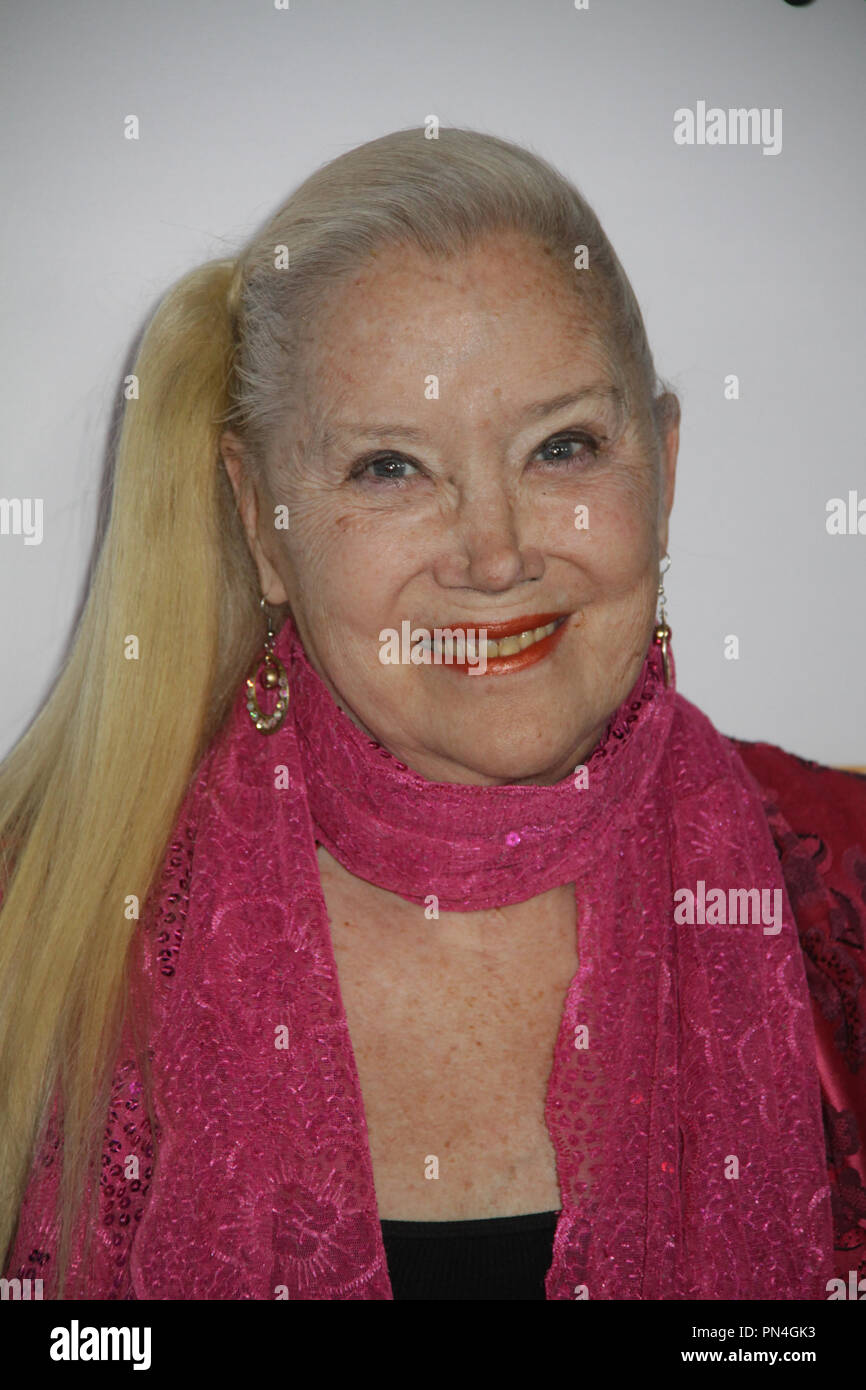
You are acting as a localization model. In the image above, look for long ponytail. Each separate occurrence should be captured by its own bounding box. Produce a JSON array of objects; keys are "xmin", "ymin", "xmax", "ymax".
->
[{"xmin": 0, "ymin": 258, "xmax": 263, "ymax": 1282}]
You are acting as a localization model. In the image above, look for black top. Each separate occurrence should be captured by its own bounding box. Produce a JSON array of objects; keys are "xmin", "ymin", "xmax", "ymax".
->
[{"xmin": 380, "ymin": 1210, "xmax": 560, "ymax": 1300}]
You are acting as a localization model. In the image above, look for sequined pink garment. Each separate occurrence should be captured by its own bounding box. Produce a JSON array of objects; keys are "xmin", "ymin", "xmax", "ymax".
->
[{"xmin": 7, "ymin": 618, "xmax": 834, "ymax": 1297}]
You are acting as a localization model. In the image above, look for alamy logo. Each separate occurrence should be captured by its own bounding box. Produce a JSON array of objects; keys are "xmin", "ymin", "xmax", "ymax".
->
[
  {"xmin": 49, "ymin": 1320, "xmax": 152, "ymax": 1371},
  {"xmin": 674, "ymin": 102, "xmax": 782, "ymax": 156},
  {"xmin": 673, "ymin": 880, "xmax": 782, "ymax": 934}
]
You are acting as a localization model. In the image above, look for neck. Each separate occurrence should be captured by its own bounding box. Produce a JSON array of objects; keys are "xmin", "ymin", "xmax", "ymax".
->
[{"xmin": 316, "ymin": 840, "xmax": 580, "ymax": 953}]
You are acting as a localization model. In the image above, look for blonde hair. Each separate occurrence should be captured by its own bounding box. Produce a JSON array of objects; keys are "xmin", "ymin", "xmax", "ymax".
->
[{"xmin": 0, "ymin": 126, "xmax": 672, "ymax": 1289}]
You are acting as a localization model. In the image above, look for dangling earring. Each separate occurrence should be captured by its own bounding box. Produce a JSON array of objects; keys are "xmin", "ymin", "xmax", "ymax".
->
[
  {"xmin": 246, "ymin": 595, "xmax": 289, "ymax": 733},
  {"xmin": 653, "ymin": 551, "xmax": 673, "ymax": 688}
]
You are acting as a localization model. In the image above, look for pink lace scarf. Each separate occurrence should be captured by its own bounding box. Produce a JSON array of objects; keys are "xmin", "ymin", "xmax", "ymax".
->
[{"xmin": 73, "ymin": 616, "xmax": 831, "ymax": 1297}]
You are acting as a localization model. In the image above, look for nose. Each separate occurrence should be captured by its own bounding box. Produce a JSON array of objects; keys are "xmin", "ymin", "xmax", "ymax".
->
[{"xmin": 432, "ymin": 474, "xmax": 545, "ymax": 593}]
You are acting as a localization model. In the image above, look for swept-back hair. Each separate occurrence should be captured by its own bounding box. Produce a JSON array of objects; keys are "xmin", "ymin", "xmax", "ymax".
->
[{"xmin": 0, "ymin": 126, "xmax": 672, "ymax": 1289}]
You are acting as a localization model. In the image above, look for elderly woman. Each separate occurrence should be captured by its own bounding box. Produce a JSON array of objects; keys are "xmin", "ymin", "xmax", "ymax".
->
[{"xmin": 1, "ymin": 127, "xmax": 864, "ymax": 1302}]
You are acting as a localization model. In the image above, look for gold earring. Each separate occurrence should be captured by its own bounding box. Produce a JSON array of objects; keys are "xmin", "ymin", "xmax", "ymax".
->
[
  {"xmin": 246, "ymin": 596, "xmax": 289, "ymax": 733},
  {"xmin": 653, "ymin": 552, "xmax": 672, "ymax": 687}
]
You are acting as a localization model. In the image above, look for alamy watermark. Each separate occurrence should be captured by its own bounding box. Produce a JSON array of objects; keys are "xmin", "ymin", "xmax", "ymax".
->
[
  {"xmin": 379, "ymin": 621, "xmax": 489, "ymax": 674},
  {"xmin": 0, "ymin": 497, "xmax": 43, "ymax": 545},
  {"xmin": 1, "ymin": 1276, "xmax": 43, "ymax": 1299},
  {"xmin": 674, "ymin": 102, "xmax": 782, "ymax": 157},
  {"xmin": 673, "ymin": 880, "xmax": 782, "ymax": 935}
]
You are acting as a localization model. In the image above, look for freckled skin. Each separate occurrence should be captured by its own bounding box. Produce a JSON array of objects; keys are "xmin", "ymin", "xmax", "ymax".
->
[
  {"xmin": 221, "ymin": 231, "xmax": 680, "ymax": 1217},
  {"xmin": 223, "ymin": 229, "xmax": 679, "ymax": 786}
]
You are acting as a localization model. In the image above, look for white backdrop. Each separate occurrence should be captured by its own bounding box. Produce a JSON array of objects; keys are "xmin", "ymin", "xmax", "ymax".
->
[{"xmin": 1, "ymin": 0, "xmax": 863, "ymax": 764}]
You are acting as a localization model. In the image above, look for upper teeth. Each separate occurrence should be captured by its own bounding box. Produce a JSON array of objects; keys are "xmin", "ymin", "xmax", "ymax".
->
[
  {"xmin": 432, "ymin": 620, "xmax": 560, "ymax": 659},
  {"xmin": 482, "ymin": 620, "xmax": 559, "ymax": 658}
]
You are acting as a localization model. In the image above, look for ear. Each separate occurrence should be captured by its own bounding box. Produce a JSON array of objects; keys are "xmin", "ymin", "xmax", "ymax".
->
[
  {"xmin": 654, "ymin": 394, "xmax": 680, "ymax": 554},
  {"xmin": 220, "ymin": 431, "xmax": 289, "ymax": 604}
]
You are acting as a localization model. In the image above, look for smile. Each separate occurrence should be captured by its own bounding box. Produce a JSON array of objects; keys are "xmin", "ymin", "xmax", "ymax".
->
[
  {"xmin": 378, "ymin": 613, "xmax": 572, "ymax": 676},
  {"xmin": 445, "ymin": 611, "xmax": 570, "ymax": 675}
]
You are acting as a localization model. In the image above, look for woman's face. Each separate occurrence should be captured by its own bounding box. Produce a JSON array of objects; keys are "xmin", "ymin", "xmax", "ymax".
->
[{"xmin": 223, "ymin": 230, "xmax": 678, "ymax": 786}]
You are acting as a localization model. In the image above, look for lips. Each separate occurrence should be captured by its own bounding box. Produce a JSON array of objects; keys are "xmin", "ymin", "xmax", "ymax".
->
[
  {"xmin": 439, "ymin": 611, "xmax": 571, "ymax": 675},
  {"xmin": 454, "ymin": 611, "xmax": 567, "ymax": 641}
]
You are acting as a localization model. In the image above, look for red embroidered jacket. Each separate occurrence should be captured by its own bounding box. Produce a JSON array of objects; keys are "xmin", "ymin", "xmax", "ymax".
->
[{"xmin": 733, "ymin": 740, "xmax": 866, "ymax": 1284}]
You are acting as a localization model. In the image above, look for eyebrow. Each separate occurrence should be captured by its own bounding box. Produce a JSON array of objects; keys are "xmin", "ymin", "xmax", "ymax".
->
[{"xmin": 318, "ymin": 384, "xmax": 626, "ymax": 450}]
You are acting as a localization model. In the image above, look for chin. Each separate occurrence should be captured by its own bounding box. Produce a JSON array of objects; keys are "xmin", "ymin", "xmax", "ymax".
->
[{"xmin": 438, "ymin": 736, "xmax": 578, "ymax": 787}]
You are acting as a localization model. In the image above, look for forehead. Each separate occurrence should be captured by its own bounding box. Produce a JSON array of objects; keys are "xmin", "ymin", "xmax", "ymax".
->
[
  {"xmin": 303, "ymin": 230, "xmax": 619, "ymax": 417},
  {"xmin": 342, "ymin": 229, "xmax": 572, "ymax": 303}
]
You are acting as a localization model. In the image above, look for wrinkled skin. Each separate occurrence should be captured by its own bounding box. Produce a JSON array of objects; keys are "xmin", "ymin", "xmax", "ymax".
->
[{"xmin": 223, "ymin": 229, "xmax": 679, "ymax": 787}]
